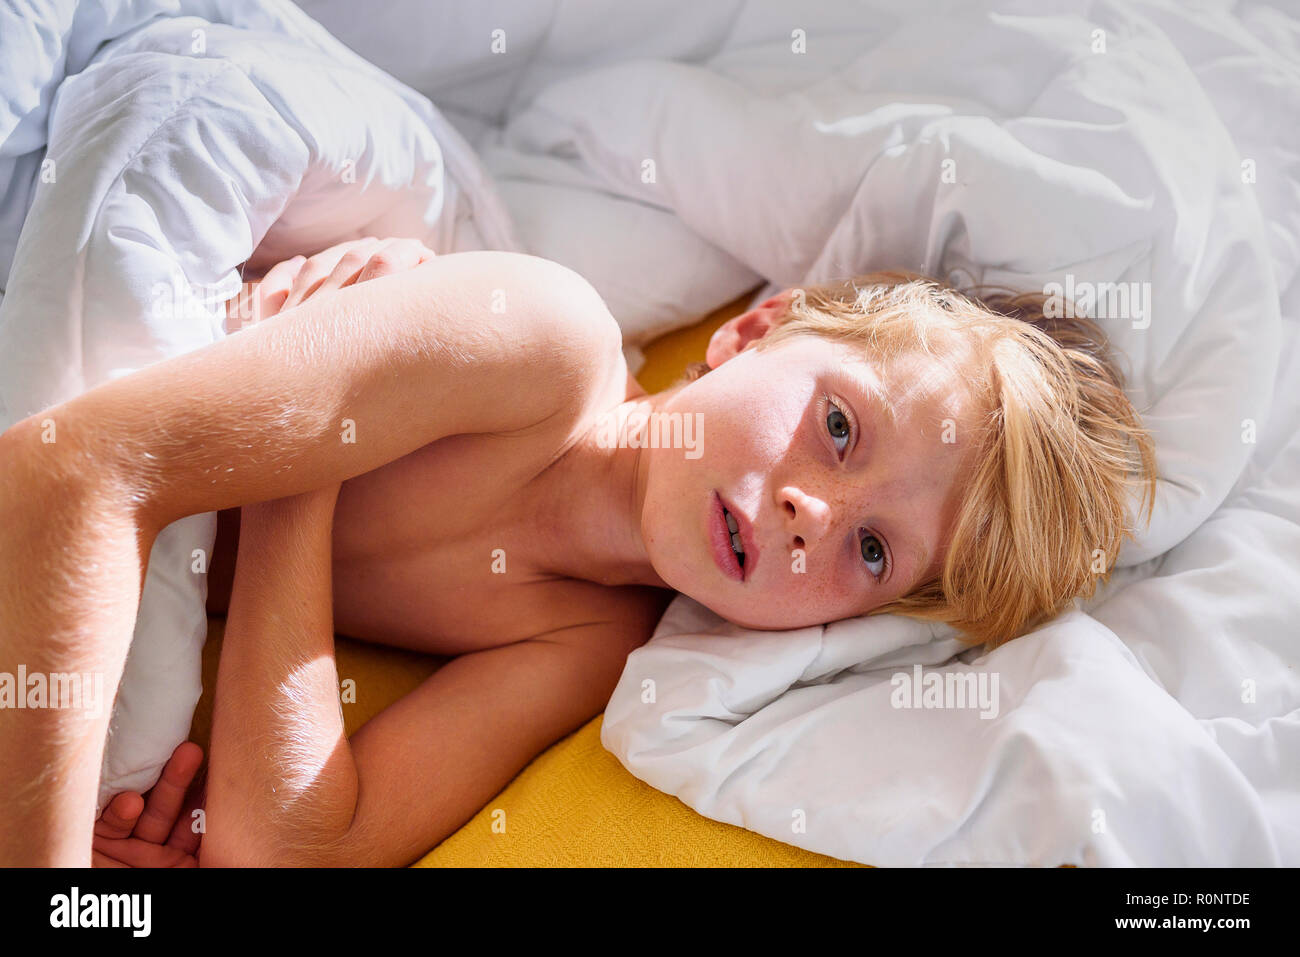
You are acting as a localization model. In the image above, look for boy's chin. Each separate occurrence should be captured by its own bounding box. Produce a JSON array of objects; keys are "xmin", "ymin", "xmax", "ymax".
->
[
  {"xmin": 696, "ymin": 596, "xmax": 804, "ymax": 632},
  {"xmin": 657, "ymin": 563, "xmax": 815, "ymax": 630}
]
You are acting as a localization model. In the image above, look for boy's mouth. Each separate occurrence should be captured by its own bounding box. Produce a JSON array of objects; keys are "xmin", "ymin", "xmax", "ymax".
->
[{"xmin": 710, "ymin": 491, "xmax": 757, "ymax": 582}]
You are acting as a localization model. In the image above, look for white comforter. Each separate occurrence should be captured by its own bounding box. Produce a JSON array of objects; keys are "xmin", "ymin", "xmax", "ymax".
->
[{"xmin": 3, "ymin": 0, "xmax": 1297, "ymax": 864}]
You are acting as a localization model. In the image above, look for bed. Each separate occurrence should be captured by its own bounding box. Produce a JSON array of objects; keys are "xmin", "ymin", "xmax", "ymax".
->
[{"xmin": 4, "ymin": 0, "xmax": 1298, "ymax": 867}]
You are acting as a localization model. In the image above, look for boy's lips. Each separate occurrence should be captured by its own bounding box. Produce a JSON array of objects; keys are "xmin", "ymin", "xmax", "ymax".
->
[{"xmin": 709, "ymin": 490, "xmax": 759, "ymax": 582}]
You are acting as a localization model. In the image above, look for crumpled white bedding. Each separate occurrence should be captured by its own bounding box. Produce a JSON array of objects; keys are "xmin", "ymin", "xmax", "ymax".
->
[
  {"xmin": 2, "ymin": 0, "xmax": 1296, "ymax": 864},
  {"xmin": 298, "ymin": 0, "xmax": 1300, "ymax": 864}
]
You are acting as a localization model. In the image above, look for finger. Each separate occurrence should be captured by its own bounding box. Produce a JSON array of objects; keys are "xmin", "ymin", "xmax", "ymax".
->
[
  {"xmin": 315, "ymin": 236, "xmax": 379, "ymax": 263},
  {"xmin": 92, "ymin": 837, "xmax": 192, "ymax": 868},
  {"xmin": 258, "ymin": 285, "xmax": 291, "ymax": 323},
  {"xmin": 133, "ymin": 741, "xmax": 204, "ymax": 844},
  {"xmin": 167, "ymin": 766, "xmax": 207, "ymax": 854},
  {"xmin": 314, "ymin": 237, "xmax": 387, "ymax": 298},
  {"xmin": 260, "ymin": 254, "xmax": 306, "ymax": 299},
  {"xmin": 283, "ymin": 237, "xmax": 379, "ymax": 310},
  {"xmin": 94, "ymin": 791, "xmax": 144, "ymax": 840},
  {"xmin": 225, "ymin": 281, "xmax": 255, "ymax": 331},
  {"xmin": 235, "ymin": 255, "xmax": 303, "ymax": 328},
  {"xmin": 253, "ymin": 255, "xmax": 306, "ymax": 323},
  {"xmin": 91, "ymin": 848, "xmax": 129, "ymax": 868},
  {"xmin": 355, "ymin": 238, "xmax": 424, "ymax": 284}
]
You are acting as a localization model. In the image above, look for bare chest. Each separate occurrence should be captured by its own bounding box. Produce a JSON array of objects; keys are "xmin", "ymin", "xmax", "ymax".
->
[
  {"xmin": 321, "ymin": 427, "xmax": 662, "ymax": 655},
  {"xmin": 206, "ymin": 358, "xmax": 669, "ymax": 656}
]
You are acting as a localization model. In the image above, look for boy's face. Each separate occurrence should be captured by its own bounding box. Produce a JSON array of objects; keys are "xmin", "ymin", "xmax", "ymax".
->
[{"xmin": 640, "ymin": 295, "xmax": 986, "ymax": 630}]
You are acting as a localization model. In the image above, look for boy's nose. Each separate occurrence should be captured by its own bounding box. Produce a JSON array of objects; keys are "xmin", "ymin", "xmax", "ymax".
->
[{"xmin": 778, "ymin": 485, "xmax": 834, "ymax": 551}]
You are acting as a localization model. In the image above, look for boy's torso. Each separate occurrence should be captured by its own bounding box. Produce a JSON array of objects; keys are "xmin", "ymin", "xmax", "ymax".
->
[{"xmin": 207, "ymin": 348, "xmax": 673, "ymax": 656}]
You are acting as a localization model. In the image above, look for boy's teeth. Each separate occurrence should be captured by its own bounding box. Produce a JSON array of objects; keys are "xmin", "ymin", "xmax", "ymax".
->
[{"xmin": 723, "ymin": 506, "xmax": 745, "ymax": 567}]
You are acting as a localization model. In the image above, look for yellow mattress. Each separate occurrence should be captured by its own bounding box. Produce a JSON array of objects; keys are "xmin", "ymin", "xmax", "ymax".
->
[{"xmin": 187, "ymin": 292, "xmax": 863, "ymax": 867}]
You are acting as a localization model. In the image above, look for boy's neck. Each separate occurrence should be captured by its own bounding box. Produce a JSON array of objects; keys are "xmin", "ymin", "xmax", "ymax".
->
[{"xmin": 527, "ymin": 382, "xmax": 680, "ymax": 591}]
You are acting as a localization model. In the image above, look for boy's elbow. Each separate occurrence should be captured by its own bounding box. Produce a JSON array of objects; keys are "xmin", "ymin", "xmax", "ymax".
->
[
  {"xmin": 198, "ymin": 833, "xmax": 264, "ymax": 868},
  {"xmin": 1, "ymin": 403, "xmax": 157, "ymax": 542},
  {"xmin": 202, "ymin": 789, "xmax": 360, "ymax": 867},
  {"xmin": 199, "ymin": 804, "xmax": 286, "ymax": 867},
  {"xmin": 200, "ymin": 821, "xmax": 353, "ymax": 868}
]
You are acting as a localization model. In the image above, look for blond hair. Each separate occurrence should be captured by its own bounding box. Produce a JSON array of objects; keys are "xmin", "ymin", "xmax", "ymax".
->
[{"xmin": 685, "ymin": 271, "xmax": 1158, "ymax": 649}]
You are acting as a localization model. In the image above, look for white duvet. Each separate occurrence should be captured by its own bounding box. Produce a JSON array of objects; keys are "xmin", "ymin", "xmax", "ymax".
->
[{"xmin": 3, "ymin": 0, "xmax": 1297, "ymax": 864}]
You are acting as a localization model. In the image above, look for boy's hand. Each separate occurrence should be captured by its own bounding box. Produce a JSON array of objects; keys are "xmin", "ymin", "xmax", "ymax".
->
[
  {"xmin": 226, "ymin": 236, "xmax": 437, "ymax": 330},
  {"xmin": 92, "ymin": 742, "xmax": 205, "ymax": 868},
  {"xmin": 281, "ymin": 236, "xmax": 438, "ymax": 310}
]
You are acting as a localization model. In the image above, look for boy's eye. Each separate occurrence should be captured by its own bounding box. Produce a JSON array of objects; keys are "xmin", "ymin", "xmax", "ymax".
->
[
  {"xmin": 826, "ymin": 402, "xmax": 851, "ymax": 452},
  {"xmin": 822, "ymin": 395, "xmax": 886, "ymax": 581},
  {"xmin": 860, "ymin": 533, "xmax": 887, "ymax": 578}
]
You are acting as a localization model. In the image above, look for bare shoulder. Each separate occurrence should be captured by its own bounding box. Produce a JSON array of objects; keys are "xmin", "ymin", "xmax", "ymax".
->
[
  {"xmin": 427, "ymin": 250, "xmax": 622, "ymax": 357},
  {"xmin": 523, "ymin": 257, "xmax": 625, "ymax": 383},
  {"xmin": 486, "ymin": 255, "xmax": 628, "ymax": 433},
  {"xmin": 523, "ymin": 255, "xmax": 623, "ymax": 346}
]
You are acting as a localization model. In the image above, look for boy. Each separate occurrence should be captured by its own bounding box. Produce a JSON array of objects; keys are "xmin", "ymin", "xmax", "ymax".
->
[{"xmin": 0, "ymin": 239, "xmax": 1155, "ymax": 865}]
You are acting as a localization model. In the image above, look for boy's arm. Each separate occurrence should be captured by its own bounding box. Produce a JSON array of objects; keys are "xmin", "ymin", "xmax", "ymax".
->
[
  {"xmin": 0, "ymin": 425, "xmax": 151, "ymax": 865},
  {"xmin": 76, "ymin": 249, "xmax": 620, "ymax": 537},
  {"xmin": 0, "ymin": 250, "xmax": 620, "ymax": 865},
  {"xmin": 331, "ymin": 609, "xmax": 665, "ymax": 866},
  {"xmin": 202, "ymin": 476, "xmax": 665, "ymax": 866},
  {"xmin": 203, "ymin": 484, "xmax": 356, "ymax": 864}
]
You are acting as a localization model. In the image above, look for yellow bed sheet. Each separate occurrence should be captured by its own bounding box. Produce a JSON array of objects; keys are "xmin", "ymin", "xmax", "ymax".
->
[{"xmin": 188, "ymin": 291, "xmax": 862, "ymax": 867}]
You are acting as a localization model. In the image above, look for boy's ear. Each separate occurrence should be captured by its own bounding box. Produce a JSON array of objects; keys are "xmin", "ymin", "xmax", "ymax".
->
[{"xmin": 705, "ymin": 290, "xmax": 793, "ymax": 368}]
